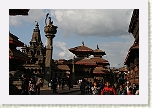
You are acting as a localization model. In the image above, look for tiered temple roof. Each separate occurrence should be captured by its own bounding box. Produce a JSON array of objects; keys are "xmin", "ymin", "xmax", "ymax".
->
[
  {"xmin": 55, "ymin": 59, "xmax": 70, "ymax": 71},
  {"xmin": 69, "ymin": 42, "xmax": 93, "ymax": 58},
  {"xmin": 68, "ymin": 43, "xmax": 110, "ymax": 75},
  {"xmin": 90, "ymin": 57, "xmax": 109, "ymax": 65},
  {"xmin": 93, "ymin": 67, "xmax": 105, "ymax": 74},
  {"xmin": 92, "ymin": 44, "xmax": 106, "ymax": 57},
  {"xmin": 75, "ymin": 58, "xmax": 97, "ymax": 66}
]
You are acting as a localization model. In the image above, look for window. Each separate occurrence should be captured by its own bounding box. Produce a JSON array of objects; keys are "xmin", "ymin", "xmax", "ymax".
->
[{"xmin": 37, "ymin": 51, "xmax": 40, "ymax": 55}]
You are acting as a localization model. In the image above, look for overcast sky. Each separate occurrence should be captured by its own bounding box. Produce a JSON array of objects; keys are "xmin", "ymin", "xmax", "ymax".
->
[{"xmin": 9, "ymin": 9, "xmax": 135, "ymax": 68}]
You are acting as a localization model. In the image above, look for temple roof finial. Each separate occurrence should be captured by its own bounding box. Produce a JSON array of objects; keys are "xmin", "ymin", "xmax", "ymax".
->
[
  {"xmin": 97, "ymin": 44, "xmax": 99, "ymax": 49},
  {"xmin": 35, "ymin": 21, "xmax": 39, "ymax": 28},
  {"xmin": 82, "ymin": 41, "xmax": 84, "ymax": 46}
]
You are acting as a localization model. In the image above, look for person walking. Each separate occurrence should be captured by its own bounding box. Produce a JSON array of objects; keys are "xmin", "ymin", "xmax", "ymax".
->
[
  {"xmin": 36, "ymin": 78, "xmax": 43, "ymax": 95},
  {"xmin": 52, "ymin": 76, "xmax": 58, "ymax": 93},
  {"xmin": 61, "ymin": 77, "xmax": 65, "ymax": 89},
  {"xmin": 58, "ymin": 77, "xmax": 62, "ymax": 89},
  {"xmin": 67, "ymin": 76, "xmax": 71, "ymax": 90},
  {"xmin": 101, "ymin": 81, "xmax": 116, "ymax": 95},
  {"xmin": 86, "ymin": 81, "xmax": 90, "ymax": 94},
  {"xmin": 89, "ymin": 82, "xmax": 93, "ymax": 94},
  {"xmin": 28, "ymin": 76, "xmax": 36, "ymax": 95},
  {"xmin": 132, "ymin": 83, "xmax": 137, "ymax": 95}
]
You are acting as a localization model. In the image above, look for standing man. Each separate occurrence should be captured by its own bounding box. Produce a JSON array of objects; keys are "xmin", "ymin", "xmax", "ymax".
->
[
  {"xmin": 52, "ymin": 76, "xmax": 58, "ymax": 93},
  {"xmin": 116, "ymin": 84, "xmax": 127, "ymax": 95},
  {"xmin": 66, "ymin": 76, "xmax": 71, "ymax": 90},
  {"xmin": 21, "ymin": 74, "xmax": 29, "ymax": 95},
  {"xmin": 36, "ymin": 78, "xmax": 43, "ymax": 95},
  {"xmin": 80, "ymin": 79, "xmax": 86, "ymax": 95},
  {"xmin": 124, "ymin": 81, "xmax": 132, "ymax": 94},
  {"xmin": 61, "ymin": 77, "xmax": 65, "ymax": 89}
]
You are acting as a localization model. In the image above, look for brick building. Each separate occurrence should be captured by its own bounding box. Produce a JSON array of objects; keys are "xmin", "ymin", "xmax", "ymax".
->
[{"xmin": 124, "ymin": 9, "xmax": 139, "ymax": 84}]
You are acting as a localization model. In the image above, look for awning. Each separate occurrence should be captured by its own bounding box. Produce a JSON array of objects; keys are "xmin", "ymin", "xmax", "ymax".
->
[
  {"xmin": 66, "ymin": 71, "xmax": 70, "ymax": 74},
  {"xmin": 9, "ymin": 49, "xmax": 29, "ymax": 61},
  {"xmin": 9, "ymin": 40, "xmax": 24, "ymax": 47},
  {"xmin": 9, "ymin": 32, "xmax": 24, "ymax": 47},
  {"xmin": 9, "ymin": 9, "xmax": 30, "ymax": 15},
  {"xmin": 93, "ymin": 72, "xmax": 106, "ymax": 74},
  {"xmin": 57, "ymin": 65, "xmax": 70, "ymax": 71}
]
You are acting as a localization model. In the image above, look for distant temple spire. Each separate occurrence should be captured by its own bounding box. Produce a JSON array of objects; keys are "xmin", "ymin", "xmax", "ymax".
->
[
  {"xmin": 35, "ymin": 21, "xmax": 39, "ymax": 28},
  {"xmin": 30, "ymin": 21, "xmax": 42, "ymax": 45}
]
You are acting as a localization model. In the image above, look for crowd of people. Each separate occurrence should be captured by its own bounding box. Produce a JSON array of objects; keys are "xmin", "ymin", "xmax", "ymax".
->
[
  {"xmin": 20, "ymin": 73, "xmax": 139, "ymax": 95},
  {"xmin": 79, "ymin": 79, "xmax": 139, "ymax": 95},
  {"xmin": 20, "ymin": 74, "xmax": 72, "ymax": 95},
  {"xmin": 20, "ymin": 74, "xmax": 43, "ymax": 95},
  {"xmin": 48, "ymin": 75, "xmax": 72, "ymax": 94}
]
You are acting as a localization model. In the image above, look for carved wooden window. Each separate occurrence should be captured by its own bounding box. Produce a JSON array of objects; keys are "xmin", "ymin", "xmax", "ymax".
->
[
  {"xmin": 134, "ymin": 56, "xmax": 139, "ymax": 66},
  {"xmin": 130, "ymin": 63, "xmax": 134, "ymax": 70}
]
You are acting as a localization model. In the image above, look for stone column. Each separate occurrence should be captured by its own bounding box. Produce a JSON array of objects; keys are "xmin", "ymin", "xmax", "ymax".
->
[
  {"xmin": 44, "ymin": 13, "xmax": 58, "ymax": 85},
  {"xmin": 71, "ymin": 56, "xmax": 75, "ymax": 87},
  {"xmin": 45, "ymin": 34, "xmax": 54, "ymax": 82}
]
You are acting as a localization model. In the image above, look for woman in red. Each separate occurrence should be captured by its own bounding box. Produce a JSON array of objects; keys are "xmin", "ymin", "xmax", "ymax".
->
[{"xmin": 101, "ymin": 81, "xmax": 116, "ymax": 95}]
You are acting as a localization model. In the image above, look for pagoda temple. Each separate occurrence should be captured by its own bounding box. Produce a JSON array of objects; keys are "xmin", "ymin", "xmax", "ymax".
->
[
  {"xmin": 91, "ymin": 45, "xmax": 111, "ymax": 82},
  {"xmin": 67, "ymin": 42, "xmax": 111, "ymax": 84}
]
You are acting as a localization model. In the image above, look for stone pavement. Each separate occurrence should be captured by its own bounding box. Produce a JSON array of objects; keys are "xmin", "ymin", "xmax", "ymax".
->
[{"xmin": 40, "ymin": 85, "xmax": 80, "ymax": 95}]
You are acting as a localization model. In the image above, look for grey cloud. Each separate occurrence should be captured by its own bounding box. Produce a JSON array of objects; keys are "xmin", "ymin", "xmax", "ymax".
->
[
  {"xmin": 50, "ymin": 9, "xmax": 133, "ymax": 37},
  {"xmin": 9, "ymin": 9, "xmax": 47, "ymax": 26},
  {"xmin": 99, "ymin": 35, "xmax": 134, "ymax": 67}
]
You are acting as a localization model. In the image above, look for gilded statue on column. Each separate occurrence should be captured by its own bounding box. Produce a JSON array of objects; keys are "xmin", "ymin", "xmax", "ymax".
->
[{"xmin": 44, "ymin": 13, "xmax": 58, "ymax": 35}]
